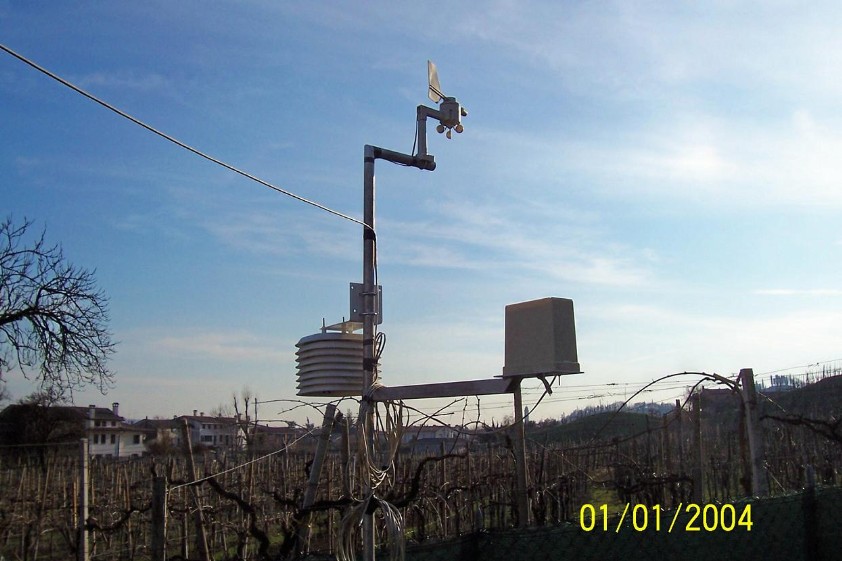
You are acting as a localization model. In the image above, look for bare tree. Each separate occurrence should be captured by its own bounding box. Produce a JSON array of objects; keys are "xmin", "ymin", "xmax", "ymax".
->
[
  {"xmin": 0, "ymin": 217, "xmax": 115, "ymax": 399},
  {"xmin": 233, "ymin": 387, "xmax": 259, "ymax": 453}
]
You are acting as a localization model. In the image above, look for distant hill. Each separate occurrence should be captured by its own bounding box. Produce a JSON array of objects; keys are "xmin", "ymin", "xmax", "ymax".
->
[
  {"xmin": 760, "ymin": 374, "xmax": 842, "ymax": 419},
  {"xmin": 527, "ymin": 375, "xmax": 842, "ymax": 446},
  {"xmin": 530, "ymin": 411, "xmax": 653, "ymax": 444}
]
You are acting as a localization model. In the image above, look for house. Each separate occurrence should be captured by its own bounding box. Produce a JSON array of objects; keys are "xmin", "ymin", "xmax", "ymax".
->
[
  {"xmin": 178, "ymin": 410, "xmax": 241, "ymax": 451},
  {"xmin": 133, "ymin": 411, "xmax": 253, "ymax": 454},
  {"xmin": 401, "ymin": 424, "xmax": 459, "ymax": 444},
  {"xmin": 400, "ymin": 425, "xmax": 468, "ymax": 454},
  {"xmin": 0, "ymin": 402, "xmax": 84, "ymax": 447},
  {"xmin": 132, "ymin": 417, "xmax": 182, "ymax": 454},
  {"xmin": 84, "ymin": 403, "xmax": 147, "ymax": 458},
  {"xmin": 0, "ymin": 402, "xmax": 146, "ymax": 458},
  {"xmin": 250, "ymin": 423, "xmax": 306, "ymax": 453}
]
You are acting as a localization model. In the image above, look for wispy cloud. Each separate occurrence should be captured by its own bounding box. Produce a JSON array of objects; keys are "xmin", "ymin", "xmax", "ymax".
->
[
  {"xmin": 382, "ymin": 198, "xmax": 655, "ymax": 287},
  {"xmin": 580, "ymin": 302, "xmax": 842, "ymax": 384},
  {"xmin": 754, "ymin": 288, "xmax": 842, "ymax": 297},
  {"xmin": 433, "ymin": 3, "xmax": 842, "ymax": 209},
  {"xmin": 200, "ymin": 208, "xmax": 358, "ymax": 262},
  {"xmin": 152, "ymin": 330, "xmax": 291, "ymax": 363},
  {"xmin": 472, "ymin": 106, "xmax": 842, "ymax": 209},
  {"xmin": 455, "ymin": 2, "xmax": 842, "ymax": 98}
]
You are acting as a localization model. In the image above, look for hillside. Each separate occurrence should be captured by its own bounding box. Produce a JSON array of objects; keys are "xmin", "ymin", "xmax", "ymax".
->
[
  {"xmin": 530, "ymin": 410, "xmax": 653, "ymax": 444},
  {"xmin": 762, "ymin": 375, "xmax": 842, "ymax": 418},
  {"xmin": 529, "ymin": 375, "xmax": 842, "ymax": 446}
]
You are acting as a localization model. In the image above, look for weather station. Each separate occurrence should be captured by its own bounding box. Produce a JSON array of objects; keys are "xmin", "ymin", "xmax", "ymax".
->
[{"xmin": 294, "ymin": 62, "xmax": 583, "ymax": 561}]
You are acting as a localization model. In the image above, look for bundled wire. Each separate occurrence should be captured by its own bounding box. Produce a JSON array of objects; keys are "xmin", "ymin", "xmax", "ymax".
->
[
  {"xmin": 337, "ymin": 326, "xmax": 408, "ymax": 561},
  {"xmin": 336, "ymin": 397, "xmax": 406, "ymax": 561},
  {"xmin": 337, "ymin": 496, "xmax": 405, "ymax": 561}
]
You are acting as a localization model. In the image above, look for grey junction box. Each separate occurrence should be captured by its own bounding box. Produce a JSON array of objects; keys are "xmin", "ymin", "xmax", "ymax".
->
[{"xmin": 503, "ymin": 297, "xmax": 581, "ymax": 378}]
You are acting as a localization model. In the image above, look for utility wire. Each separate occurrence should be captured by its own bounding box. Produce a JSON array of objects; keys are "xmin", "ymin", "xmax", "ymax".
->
[
  {"xmin": 0, "ymin": 43, "xmax": 370, "ymax": 230},
  {"xmin": 168, "ymin": 426, "xmax": 318, "ymax": 491}
]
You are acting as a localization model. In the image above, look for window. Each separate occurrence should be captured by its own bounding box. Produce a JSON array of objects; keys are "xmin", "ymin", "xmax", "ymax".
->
[
  {"xmin": 133, "ymin": 435, "xmax": 141, "ymax": 445},
  {"xmin": 92, "ymin": 435, "xmax": 99, "ymax": 444},
  {"xmin": 110, "ymin": 434, "xmax": 116, "ymax": 444},
  {"xmin": 201, "ymin": 435, "xmax": 213, "ymax": 443}
]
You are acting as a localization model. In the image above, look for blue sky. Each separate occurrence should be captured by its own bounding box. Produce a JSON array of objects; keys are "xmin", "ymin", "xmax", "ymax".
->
[{"xmin": 2, "ymin": 2, "xmax": 842, "ymax": 425}]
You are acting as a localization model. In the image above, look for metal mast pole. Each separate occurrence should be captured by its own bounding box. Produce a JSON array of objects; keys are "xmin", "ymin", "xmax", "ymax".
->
[
  {"xmin": 359, "ymin": 75, "xmax": 461, "ymax": 560},
  {"xmin": 362, "ymin": 145, "xmax": 377, "ymax": 561},
  {"xmin": 361, "ymin": 145, "xmax": 435, "ymax": 561}
]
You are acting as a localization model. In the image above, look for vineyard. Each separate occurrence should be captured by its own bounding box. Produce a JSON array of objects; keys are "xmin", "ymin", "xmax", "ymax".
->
[{"xmin": 1, "ymin": 376, "xmax": 841, "ymax": 560}]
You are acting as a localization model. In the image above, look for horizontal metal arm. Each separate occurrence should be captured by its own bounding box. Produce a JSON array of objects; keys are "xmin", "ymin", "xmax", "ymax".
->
[
  {"xmin": 369, "ymin": 145, "xmax": 435, "ymax": 171},
  {"xmin": 370, "ymin": 377, "xmax": 516, "ymax": 401}
]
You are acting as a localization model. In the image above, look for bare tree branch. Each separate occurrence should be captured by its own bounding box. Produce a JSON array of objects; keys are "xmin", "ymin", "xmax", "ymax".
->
[{"xmin": 0, "ymin": 216, "xmax": 115, "ymax": 399}]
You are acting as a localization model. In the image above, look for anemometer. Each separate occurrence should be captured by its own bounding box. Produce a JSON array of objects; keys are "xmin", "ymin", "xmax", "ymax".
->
[
  {"xmin": 426, "ymin": 60, "xmax": 468, "ymax": 135},
  {"xmin": 414, "ymin": 60, "xmax": 468, "ymax": 165}
]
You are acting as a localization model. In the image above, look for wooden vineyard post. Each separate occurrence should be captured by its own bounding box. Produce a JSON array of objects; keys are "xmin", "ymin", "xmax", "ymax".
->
[
  {"xmin": 675, "ymin": 399, "xmax": 684, "ymax": 477},
  {"xmin": 299, "ymin": 403, "xmax": 337, "ymax": 552},
  {"xmin": 691, "ymin": 392, "xmax": 704, "ymax": 503},
  {"xmin": 739, "ymin": 368, "xmax": 768, "ymax": 496},
  {"xmin": 440, "ymin": 441, "xmax": 448, "ymax": 536},
  {"xmin": 512, "ymin": 381, "xmax": 530, "ymax": 528},
  {"xmin": 151, "ymin": 476, "xmax": 167, "ymax": 561},
  {"xmin": 340, "ymin": 413, "xmax": 351, "ymax": 497},
  {"xmin": 78, "ymin": 438, "xmax": 89, "ymax": 561},
  {"xmin": 181, "ymin": 419, "xmax": 211, "ymax": 561},
  {"xmin": 662, "ymin": 413, "xmax": 672, "ymax": 475}
]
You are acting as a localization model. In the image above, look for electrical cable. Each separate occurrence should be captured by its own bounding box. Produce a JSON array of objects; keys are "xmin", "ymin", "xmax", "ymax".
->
[{"xmin": 0, "ymin": 43, "xmax": 370, "ymax": 230}]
